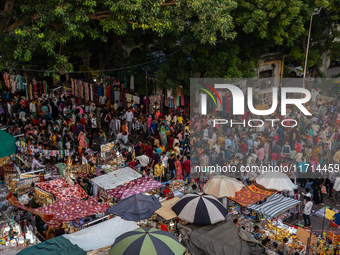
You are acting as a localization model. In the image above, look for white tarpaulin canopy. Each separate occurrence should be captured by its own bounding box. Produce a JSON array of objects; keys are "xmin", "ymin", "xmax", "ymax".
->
[
  {"xmin": 91, "ymin": 167, "xmax": 142, "ymax": 190},
  {"xmin": 63, "ymin": 216, "xmax": 138, "ymax": 251}
]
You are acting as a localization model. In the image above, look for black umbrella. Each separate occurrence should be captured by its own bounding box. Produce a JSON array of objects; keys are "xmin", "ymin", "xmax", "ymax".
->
[{"xmin": 108, "ymin": 194, "xmax": 161, "ymax": 221}]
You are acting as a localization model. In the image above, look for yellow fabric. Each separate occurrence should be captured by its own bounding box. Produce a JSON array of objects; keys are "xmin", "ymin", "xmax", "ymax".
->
[{"xmin": 326, "ymin": 208, "xmax": 336, "ymax": 220}]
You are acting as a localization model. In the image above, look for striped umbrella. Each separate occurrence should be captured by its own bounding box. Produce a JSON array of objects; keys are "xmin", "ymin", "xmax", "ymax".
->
[
  {"xmin": 109, "ymin": 227, "xmax": 186, "ymax": 255},
  {"xmin": 171, "ymin": 193, "xmax": 227, "ymax": 225}
]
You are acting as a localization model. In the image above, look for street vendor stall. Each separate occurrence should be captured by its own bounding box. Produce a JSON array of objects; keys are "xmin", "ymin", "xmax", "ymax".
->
[
  {"xmin": 106, "ymin": 177, "xmax": 163, "ymax": 200},
  {"xmin": 33, "ymin": 196, "xmax": 108, "ymax": 229},
  {"xmin": 229, "ymin": 183, "xmax": 275, "ymax": 207},
  {"xmin": 248, "ymin": 193, "xmax": 301, "ymax": 219},
  {"xmin": 91, "ymin": 167, "xmax": 141, "ymax": 200},
  {"xmin": 35, "ymin": 178, "xmax": 87, "ymax": 201}
]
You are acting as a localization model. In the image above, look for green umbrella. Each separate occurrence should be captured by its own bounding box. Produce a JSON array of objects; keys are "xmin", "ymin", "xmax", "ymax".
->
[{"xmin": 109, "ymin": 227, "xmax": 186, "ymax": 255}]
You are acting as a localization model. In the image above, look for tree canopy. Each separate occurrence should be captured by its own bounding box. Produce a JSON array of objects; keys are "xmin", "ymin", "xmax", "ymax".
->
[{"xmin": 0, "ymin": 0, "xmax": 339, "ymax": 89}]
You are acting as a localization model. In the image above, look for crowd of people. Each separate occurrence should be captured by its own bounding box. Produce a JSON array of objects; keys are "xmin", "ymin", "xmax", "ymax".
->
[
  {"xmin": 0, "ymin": 88, "xmax": 193, "ymax": 190},
  {"xmin": 3, "ymin": 84, "xmax": 340, "ymax": 253}
]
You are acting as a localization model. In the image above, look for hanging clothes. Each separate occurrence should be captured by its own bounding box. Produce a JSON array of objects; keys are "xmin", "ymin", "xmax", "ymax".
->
[
  {"xmin": 71, "ymin": 78, "xmax": 74, "ymax": 96},
  {"xmin": 181, "ymin": 95, "xmax": 185, "ymax": 106},
  {"xmin": 29, "ymin": 83, "xmax": 33, "ymax": 100},
  {"xmin": 90, "ymin": 83, "xmax": 93, "ymax": 102},
  {"xmin": 114, "ymin": 89, "xmax": 120, "ymax": 103},
  {"xmin": 42, "ymin": 81, "xmax": 46, "ymax": 94},
  {"xmin": 120, "ymin": 83, "xmax": 124, "ymax": 102},
  {"xmin": 80, "ymin": 80, "xmax": 84, "ymax": 99},
  {"xmin": 98, "ymin": 84, "xmax": 103, "ymax": 97},
  {"xmin": 176, "ymin": 96, "xmax": 180, "ymax": 107}
]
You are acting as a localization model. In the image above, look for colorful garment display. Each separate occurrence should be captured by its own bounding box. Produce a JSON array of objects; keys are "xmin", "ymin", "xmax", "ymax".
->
[
  {"xmin": 229, "ymin": 184, "xmax": 274, "ymax": 207},
  {"xmin": 35, "ymin": 178, "xmax": 88, "ymax": 201},
  {"xmin": 107, "ymin": 177, "xmax": 163, "ymax": 200},
  {"xmin": 34, "ymin": 197, "xmax": 108, "ymax": 228}
]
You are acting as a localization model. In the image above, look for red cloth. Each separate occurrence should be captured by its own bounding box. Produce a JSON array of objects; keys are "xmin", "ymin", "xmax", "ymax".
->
[
  {"xmin": 107, "ymin": 177, "xmax": 163, "ymax": 199},
  {"xmin": 34, "ymin": 197, "xmax": 108, "ymax": 228},
  {"xmin": 36, "ymin": 178, "xmax": 88, "ymax": 201},
  {"xmin": 230, "ymin": 184, "xmax": 274, "ymax": 207}
]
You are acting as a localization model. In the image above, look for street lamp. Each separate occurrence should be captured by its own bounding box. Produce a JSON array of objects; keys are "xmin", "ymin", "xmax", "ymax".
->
[
  {"xmin": 303, "ymin": 7, "xmax": 322, "ymax": 82},
  {"xmin": 142, "ymin": 67, "xmax": 151, "ymax": 112}
]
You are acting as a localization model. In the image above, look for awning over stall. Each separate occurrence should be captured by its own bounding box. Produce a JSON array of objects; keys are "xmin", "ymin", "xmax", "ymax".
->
[
  {"xmin": 91, "ymin": 167, "xmax": 141, "ymax": 190},
  {"xmin": 229, "ymin": 184, "xmax": 275, "ymax": 207},
  {"xmin": 17, "ymin": 236, "xmax": 86, "ymax": 255},
  {"xmin": 247, "ymin": 193, "xmax": 301, "ymax": 218},
  {"xmin": 35, "ymin": 178, "xmax": 88, "ymax": 201},
  {"xmin": 33, "ymin": 197, "xmax": 108, "ymax": 228},
  {"xmin": 107, "ymin": 177, "xmax": 163, "ymax": 199},
  {"xmin": 63, "ymin": 217, "xmax": 138, "ymax": 251}
]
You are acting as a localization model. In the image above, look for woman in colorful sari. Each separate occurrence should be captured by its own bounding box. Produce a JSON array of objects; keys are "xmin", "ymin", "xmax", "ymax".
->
[
  {"xmin": 175, "ymin": 155, "xmax": 183, "ymax": 180},
  {"xmin": 160, "ymin": 125, "xmax": 167, "ymax": 146}
]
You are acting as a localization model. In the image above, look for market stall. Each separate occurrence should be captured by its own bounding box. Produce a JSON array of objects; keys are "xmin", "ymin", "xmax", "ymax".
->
[
  {"xmin": 106, "ymin": 177, "xmax": 163, "ymax": 200},
  {"xmin": 229, "ymin": 183, "xmax": 275, "ymax": 207},
  {"xmin": 0, "ymin": 216, "xmax": 40, "ymax": 248},
  {"xmin": 91, "ymin": 167, "xmax": 141, "ymax": 200},
  {"xmin": 32, "ymin": 197, "xmax": 108, "ymax": 229},
  {"xmin": 248, "ymin": 193, "xmax": 301, "ymax": 219},
  {"xmin": 35, "ymin": 178, "xmax": 88, "ymax": 201}
]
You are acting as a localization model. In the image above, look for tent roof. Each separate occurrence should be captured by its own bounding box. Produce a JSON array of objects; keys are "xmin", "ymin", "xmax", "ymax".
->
[
  {"xmin": 63, "ymin": 216, "xmax": 138, "ymax": 251},
  {"xmin": 17, "ymin": 236, "xmax": 86, "ymax": 255},
  {"xmin": 229, "ymin": 184, "xmax": 274, "ymax": 207},
  {"xmin": 248, "ymin": 193, "xmax": 301, "ymax": 218},
  {"xmin": 0, "ymin": 130, "xmax": 16, "ymax": 158},
  {"xmin": 91, "ymin": 167, "xmax": 141, "ymax": 190},
  {"xmin": 107, "ymin": 177, "xmax": 163, "ymax": 199}
]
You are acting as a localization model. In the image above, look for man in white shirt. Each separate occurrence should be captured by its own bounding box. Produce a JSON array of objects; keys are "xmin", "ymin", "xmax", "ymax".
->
[
  {"xmin": 303, "ymin": 196, "xmax": 313, "ymax": 227},
  {"xmin": 99, "ymin": 95, "xmax": 106, "ymax": 106},
  {"xmin": 91, "ymin": 116, "xmax": 99, "ymax": 137},
  {"xmin": 125, "ymin": 109, "xmax": 134, "ymax": 134},
  {"xmin": 82, "ymin": 155, "xmax": 88, "ymax": 165},
  {"xmin": 29, "ymin": 100, "xmax": 36, "ymax": 118}
]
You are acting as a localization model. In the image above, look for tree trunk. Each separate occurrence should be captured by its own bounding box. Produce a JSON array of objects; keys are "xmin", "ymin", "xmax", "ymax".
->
[
  {"xmin": 311, "ymin": 65, "xmax": 318, "ymax": 78},
  {"xmin": 3, "ymin": 0, "xmax": 15, "ymax": 27}
]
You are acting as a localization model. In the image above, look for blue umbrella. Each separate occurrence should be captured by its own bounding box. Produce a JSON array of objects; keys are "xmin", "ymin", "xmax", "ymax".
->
[{"xmin": 108, "ymin": 194, "xmax": 161, "ymax": 221}]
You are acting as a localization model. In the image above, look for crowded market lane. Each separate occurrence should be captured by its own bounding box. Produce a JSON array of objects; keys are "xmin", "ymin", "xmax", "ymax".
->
[{"xmin": 1, "ymin": 77, "xmax": 340, "ymax": 254}]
